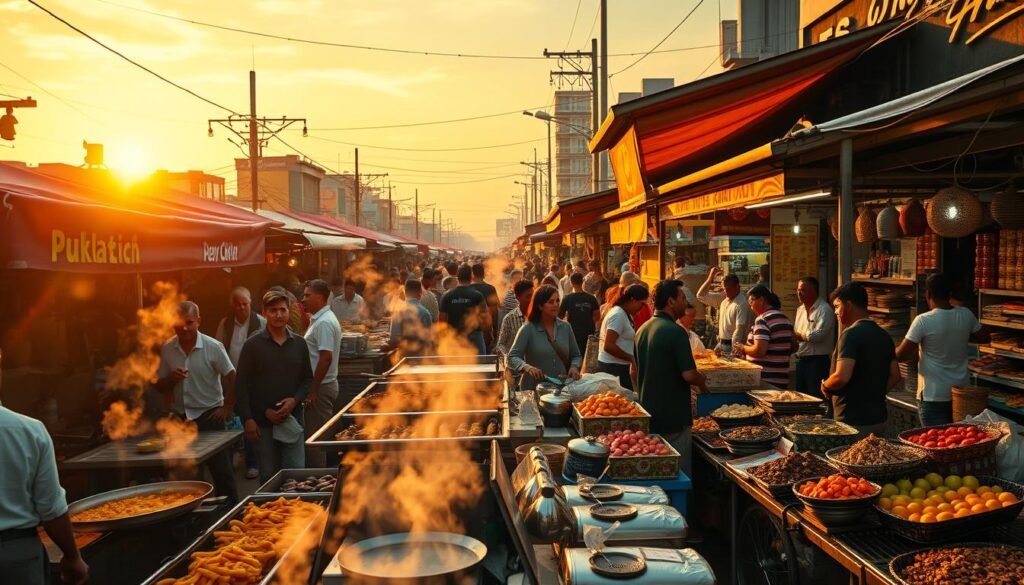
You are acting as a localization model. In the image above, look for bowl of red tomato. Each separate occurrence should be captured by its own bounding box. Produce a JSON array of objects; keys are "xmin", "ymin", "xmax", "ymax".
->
[{"xmin": 898, "ymin": 423, "xmax": 1003, "ymax": 464}]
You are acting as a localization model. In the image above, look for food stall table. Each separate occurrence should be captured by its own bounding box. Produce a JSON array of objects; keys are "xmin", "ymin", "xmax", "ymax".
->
[
  {"xmin": 61, "ymin": 430, "xmax": 242, "ymax": 492},
  {"xmin": 336, "ymin": 349, "xmax": 395, "ymax": 408},
  {"xmin": 695, "ymin": 442, "xmax": 1024, "ymax": 585}
]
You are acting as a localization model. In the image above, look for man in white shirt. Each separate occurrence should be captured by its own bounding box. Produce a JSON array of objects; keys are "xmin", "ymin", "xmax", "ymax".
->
[
  {"xmin": 896, "ymin": 274, "xmax": 986, "ymax": 426},
  {"xmin": 793, "ymin": 276, "xmax": 837, "ymax": 397},
  {"xmin": 330, "ymin": 280, "xmax": 366, "ymax": 324},
  {"xmin": 419, "ymin": 268, "xmax": 440, "ymax": 323},
  {"xmin": 696, "ymin": 268, "xmax": 753, "ymax": 356},
  {"xmin": 157, "ymin": 301, "xmax": 238, "ymax": 503},
  {"xmin": 214, "ymin": 286, "xmax": 266, "ymax": 479},
  {"xmin": 676, "ymin": 304, "xmax": 707, "ymax": 357},
  {"xmin": 302, "ymin": 279, "xmax": 342, "ymax": 467}
]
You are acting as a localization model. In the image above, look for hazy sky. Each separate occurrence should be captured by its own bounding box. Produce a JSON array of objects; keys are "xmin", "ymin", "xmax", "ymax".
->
[{"xmin": 2, "ymin": 0, "xmax": 736, "ymax": 246}]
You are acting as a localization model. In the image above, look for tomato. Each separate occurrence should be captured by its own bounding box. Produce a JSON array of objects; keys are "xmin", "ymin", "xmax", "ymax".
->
[
  {"xmin": 961, "ymin": 438, "xmax": 976, "ymax": 446},
  {"xmin": 925, "ymin": 441, "xmax": 937, "ymax": 448}
]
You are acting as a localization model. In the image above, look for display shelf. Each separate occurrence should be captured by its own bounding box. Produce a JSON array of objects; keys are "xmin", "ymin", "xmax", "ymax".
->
[
  {"xmin": 980, "ymin": 318, "xmax": 1024, "ymax": 331},
  {"xmin": 867, "ymin": 305, "xmax": 910, "ymax": 314},
  {"xmin": 989, "ymin": 399, "xmax": 1024, "ymax": 417},
  {"xmin": 979, "ymin": 288, "xmax": 1024, "ymax": 299},
  {"xmin": 851, "ymin": 275, "xmax": 915, "ymax": 286},
  {"xmin": 974, "ymin": 373, "xmax": 1024, "ymax": 392},
  {"xmin": 978, "ymin": 345, "xmax": 1024, "ymax": 361}
]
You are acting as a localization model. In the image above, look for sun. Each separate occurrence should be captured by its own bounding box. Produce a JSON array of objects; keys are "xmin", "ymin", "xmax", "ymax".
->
[{"xmin": 107, "ymin": 143, "xmax": 153, "ymax": 184}]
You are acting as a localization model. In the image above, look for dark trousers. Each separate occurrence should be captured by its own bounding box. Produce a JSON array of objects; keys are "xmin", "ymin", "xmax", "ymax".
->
[
  {"xmin": 795, "ymin": 355, "xmax": 831, "ymax": 398},
  {"xmin": 0, "ymin": 531, "xmax": 46, "ymax": 585},
  {"xmin": 193, "ymin": 408, "xmax": 239, "ymax": 504},
  {"xmin": 596, "ymin": 360, "xmax": 633, "ymax": 390},
  {"xmin": 919, "ymin": 400, "xmax": 953, "ymax": 426}
]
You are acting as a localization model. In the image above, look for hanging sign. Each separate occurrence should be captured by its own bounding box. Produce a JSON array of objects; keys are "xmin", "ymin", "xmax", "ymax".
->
[{"xmin": 660, "ymin": 173, "xmax": 785, "ymax": 220}]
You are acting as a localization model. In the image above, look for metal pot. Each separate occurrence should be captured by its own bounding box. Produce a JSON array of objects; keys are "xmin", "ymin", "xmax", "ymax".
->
[
  {"xmin": 336, "ymin": 531, "xmax": 487, "ymax": 585},
  {"xmin": 523, "ymin": 479, "xmax": 574, "ymax": 544},
  {"xmin": 539, "ymin": 388, "xmax": 573, "ymax": 427},
  {"xmin": 534, "ymin": 381, "xmax": 561, "ymax": 402},
  {"xmin": 562, "ymin": 437, "xmax": 609, "ymax": 483}
]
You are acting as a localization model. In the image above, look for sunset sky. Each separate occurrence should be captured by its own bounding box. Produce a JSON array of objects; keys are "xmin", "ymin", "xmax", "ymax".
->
[{"xmin": 2, "ymin": 0, "xmax": 735, "ymax": 247}]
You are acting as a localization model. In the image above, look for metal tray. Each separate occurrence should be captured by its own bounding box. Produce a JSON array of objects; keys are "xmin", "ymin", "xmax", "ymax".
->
[
  {"xmin": 68, "ymin": 481, "xmax": 213, "ymax": 533},
  {"xmin": 342, "ymin": 378, "xmax": 508, "ymax": 415},
  {"xmin": 748, "ymin": 389, "xmax": 827, "ymax": 412},
  {"xmin": 307, "ymin": 408, "xmax": 509, "ymax": 450},
  {"xmin": 141, "ymin": 493, "xmax": 328, "ymax": 585},
  {"xmin": 384, "ymin": 354, "xmax": 502, "ymax": 378},
  {"xmin": 257, "ymin": 468, "xmax": 337, "ymax": 494}
]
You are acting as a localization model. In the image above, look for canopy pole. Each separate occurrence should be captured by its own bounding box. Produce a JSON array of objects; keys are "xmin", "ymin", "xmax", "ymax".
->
[{"xmin": 838, "ymin": 138, "xmax": 854, "ymax": 287}]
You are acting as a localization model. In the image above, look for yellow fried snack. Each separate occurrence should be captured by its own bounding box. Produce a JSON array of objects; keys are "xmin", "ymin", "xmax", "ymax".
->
[
  {"xmin": 155, "ymin": 497, "xmax": 323, "ymax": 585},
  {"xmin": 72, "ymin": 491, "xmax": 201, "ymax": 522}
]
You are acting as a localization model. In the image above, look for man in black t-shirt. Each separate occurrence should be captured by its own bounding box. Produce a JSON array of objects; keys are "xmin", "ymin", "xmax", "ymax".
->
[
  {"xmin": 558, "ymin": 272, "xmax": 600, "ymax": 357},
  {"xmin": 440, "ymin": 264, "xmax": 488, "ymax": 354},
  {"xmin": 469, "ymin": 262, "xmax": 499, "ymax": 350},
  {"xmin": 821, "ymin": 282, "xmax": 900, "ymax": 437}
]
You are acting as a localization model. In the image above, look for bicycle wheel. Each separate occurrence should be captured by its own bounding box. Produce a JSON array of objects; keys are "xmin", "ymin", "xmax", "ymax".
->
[{"xmin": 736, "ymin": 505, "xmax": 799, "ymax": 585}]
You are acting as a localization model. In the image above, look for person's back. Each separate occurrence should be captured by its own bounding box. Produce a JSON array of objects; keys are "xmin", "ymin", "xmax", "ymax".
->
[
  {"xmin": 560, "ymin": 290, "xmax": 600, "ymax": 353},
  {"xmin": 441, "ymin": 285, "xmax": 486, "ymax": 332},
  {"xmin": 834, "ymin": 319, "xmax": 893, "ymax": 425},
  {"xmin": 908, "ymin": 306, "xmax": 978, "ymax": 398},
  {"xmin": 635, "ymin": 312, "xmax": 696, "ymax": 434},
  {"xmin": 0, "ymin": 407, "xmax": 66, "ymax": 531}
]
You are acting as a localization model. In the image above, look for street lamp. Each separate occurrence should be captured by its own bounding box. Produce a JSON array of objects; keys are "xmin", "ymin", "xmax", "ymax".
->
[
  {"xmin": 522, "ymin": 111, "xmax": 553, "ymax": 212},
  {"xmin": 514, "ymin": 180, "xmax": 533, "ymax": 223}
]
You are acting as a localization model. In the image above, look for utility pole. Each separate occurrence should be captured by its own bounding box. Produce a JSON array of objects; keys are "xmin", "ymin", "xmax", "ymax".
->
[
  {"xmin": 546, "ymin": 120, "xmax": 552, "ymax": 213},
  {"xmin": 543, "ymin": 43, "xmax": 598, "ymax": 195},
  {"xmin": 354, "ymin": 148, "xmax": 360, "ymax": 226},
  {"xmin": 533, "ymin": 149, "xmax": 539, "ymax": 221},
  {"xmin": 438, "ymin": 209, "xmax": 442, "ymax": 244},
  {"xmin": 207, "ymin": 71, "xmax": 307, "ymax": 211},
  {"xmin": 592, "ymin": 38, "xmax": 599, "ymax": 193},
  {"xmin": 414, "ymin": 188, "xmax": 420, "ymax": 240},
  {"xmin": 432, "ymin": 208, "xmax": 437, "ymax": 243},
  {"xmin": 387, "ymin": 182, "xmax": 393, "ymax": 232},
  {"xmin": 600, "ymin": 0, "xmax": 609, "ymax": 188}
]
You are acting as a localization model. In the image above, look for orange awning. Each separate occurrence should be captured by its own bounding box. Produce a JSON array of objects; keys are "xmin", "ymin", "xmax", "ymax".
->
[
  {"xmin": 544, "ymin": 188, "xmax": 618, "ymax": 234},
  {"xmin": 590, "ymin": 25, "xmax": 896, "ymax": 203}
]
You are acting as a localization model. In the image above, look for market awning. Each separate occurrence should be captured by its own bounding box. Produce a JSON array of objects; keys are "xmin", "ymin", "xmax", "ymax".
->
[
  {"xmin": 278, "ymin": 210, "xmax": 400, "ymax": 249},
  {"xmin": 252, "ymin": 209, "xmax": 365, "ymax": 250},
  {"xmin": 0, "ymin": 162, "xmax": 275, "ymax": 273},
  {"xmin": 589, "ymin": 24, "xmax": 896, "ymax": 206},
  {"xmin": 609, "ymin": 212, "xmax": 650, "ymax": 245},
  {"xmin": 543, "ymin": 188, "xmax": 618, "ymax": 234}
]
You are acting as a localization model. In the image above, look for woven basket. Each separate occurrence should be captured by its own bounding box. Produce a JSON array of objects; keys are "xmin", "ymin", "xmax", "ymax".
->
[
  {"xmin": 952, "ymin": 385, "xmax": 989, "ymax": 422},
  {"xmin": 877, "ymin": 203, "xmax": 902, "ymax": 239},
  {"xmin": 927, "ymin": 186, "xmax": 982, "ymax": 238},
  {"xmin": 828, "ymin": 210, "xmax": 839, "ymax": 241},
  {"xmin": 855, "ymin": 207, "xmax": 878, "ymax": 243},
  {"xmin": 889, "ymin": 543, "xmax": 1024, "ymax": 585},
  {"xmin": 899, "ymin": 198, "xmax": 927, "ymax": 237},
  {"xmin": 991, "ymin": 187, "xmax": 1024, "ymax": 228},
  {"xmin": 514, "ymin": 443, "xmax": 567, "ymax": 476}
]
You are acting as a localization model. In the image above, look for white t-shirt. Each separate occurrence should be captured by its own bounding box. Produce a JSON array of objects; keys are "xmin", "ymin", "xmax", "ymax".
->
[
  {"xmin": 305, "ymin": 306, "xmax": 342, "ymax": 385},
  {"xmin": 158, "ymin": 333, "xmax": 235, "ymax": 420},
  {"xmin": 905, "ymin": 306, "xmax": 981, "ymax": 402},
  {"xmin": 598, "ymin": 305, "xmax": 635, "ymax": 365}
]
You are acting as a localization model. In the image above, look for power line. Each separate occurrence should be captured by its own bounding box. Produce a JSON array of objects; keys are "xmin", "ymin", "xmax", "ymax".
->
[
  {"xmin": 305, "ymin": 134, "xmax": 546, "ymax": 152},
  {"xmin": 27, "ymin": 0, "xmax": 239, "ymax": 115},
  {"xmin": 611, "ymin": 0, "xmax": 707, "ymax": 77},
  {"xmin": 391, "ymin": 173, "xmax": 523, "ymax": 186},
  {"xmin": 0, "ymin": 59, "xmax": 97, "ymax": 121},
  {"xmin": 562, "ymin": 0, "xmax": 584, "ymax": 52}
]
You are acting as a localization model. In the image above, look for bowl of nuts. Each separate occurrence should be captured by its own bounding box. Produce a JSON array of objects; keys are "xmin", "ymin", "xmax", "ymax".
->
[
  {"xmin": 710, "ymin": 404, "xmax": 765, "ymax": 429},
  {"xmin": 888, "ymin": 543, "xmax": 1024, "ymax": 585},
  {"xmin": 826, "ymin": 434, "xmax": 928, "ymax": 481},
  {"xmin": 719, "ymin": 425, "xmax": 781, "ymax": 456}
]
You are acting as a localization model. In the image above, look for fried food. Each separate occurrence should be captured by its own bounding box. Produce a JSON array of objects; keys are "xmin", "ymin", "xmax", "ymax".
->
[
  {"xmin": 711, "ymin": 404, "xmax": 763, "ymax": 418},
  {"xmin": 835, "ymin": 434, "xmax": 923, "ymax": 466},
  {"xmin": 72, "ymin": 490, "xmax": 201, "ymax": 522},
  {"xmin": 155, "ymin": 497, "xmax": 323, "ymax": 585}
]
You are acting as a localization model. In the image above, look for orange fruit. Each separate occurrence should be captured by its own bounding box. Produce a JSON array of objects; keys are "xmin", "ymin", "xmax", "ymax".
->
[
  {"xmin": 977, "ymin": 486, "xmax": 994, "ymax": 495},
  {"xmin": 920, "ymin": 513, "xmax": 936, "ymax": 523},
  {"xmin": 970, "ymin": 503, "xmax": 987, "ymax": 514},
  {"xmin": 943, "ymin": 491, "xmax": 960, "ymax": 503},
  {"xmin": 936, "ymin": 503, "xmax": 953, "ymax": 513},
  {"xmin": 879, "ymin": 497, "xmax": 893, "ymax": 511},
  {"xmin": 893, "ymin": 495, "xmax": 911, "ymax": 507},
  {"xmin": 891, "ymin": 506, "xmax": 909, "ymax": 519},
  {"xmin": 954, "ymin": 509, "xmax": 971, "ymax": 518},
  {"xmin": 922, "ymin": 506, "xmax": 938, "ymax": 517},
  {"xmin": 998, "ymin": 492, "xmax": 1018, "ymax": 504},
  {"xmin": 1004, "ymin": 501, "xmax": 1017, "ymax": 508},
  {"xmin": 957, "ymin": 487, "xmax": 974, "ymax": 497},
  {"xmin": 925, "ymin": 495, "xmax": 944, "ymax": 507},
  {"xmin": 985, "ymin": 499, "xmax": 1002, "ymax": 511},
  {"xmin": 936, "ymin": 512, "xmax": 955, "ymax": 522},
  {"xmin": 906, "ymin": 502, "xmax": 923, "ymax": 514},
  {"xmin": 965, "ymin": 495, "xmax": 982, "ymax": 506},
  {"xmin": 908, "ymin": 513, "xmax": 921, "ymax": 522},
  {"xmin": 953, "ymin": 501, "xmax": 971, "ymax": 511}
]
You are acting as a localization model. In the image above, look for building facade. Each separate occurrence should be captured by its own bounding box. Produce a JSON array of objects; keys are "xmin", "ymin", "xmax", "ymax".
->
[
  {"xmin": 151, "ymin": 170, "xmax": 226, "ymax": 201},
  {"xmin": 554, "ymin": 90, "xmax": 593, "ymax": 201},
  {"xmin": 235, "ymin": 155, "xmax": 325, "ymax": 213},
  {"xmin": 720, "ymin": 0, "xmax": 800, "ymax": 68}
]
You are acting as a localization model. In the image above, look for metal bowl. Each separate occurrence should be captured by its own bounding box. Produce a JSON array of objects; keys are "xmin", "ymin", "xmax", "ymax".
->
[
  {"xmin": 68, "ymin": 480, "xmax": 212, "ymax": 533},
  {"xmin": 336, "ymin": 532, "xmax": 487, "ymax": 584},
  {"xmin": 792, "ymin": 476, "xmax": 880, "ymax": 527},
  {"xmin": 710, "ymin": 410, "xmax": 765, "ymax": 429}
]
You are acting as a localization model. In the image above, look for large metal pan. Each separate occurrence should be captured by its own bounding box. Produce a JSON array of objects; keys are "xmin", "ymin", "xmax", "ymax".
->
[
  {"xmin": 384, "ymin": 355, "xmax": 502, "ymax": 379},
  {"xmin": 336, "ymin": 531, "xmax": 487, "ymax": 585},
  {"xmin": 68, "ymin": 480, "xmax": 212, "ymax": 533}
]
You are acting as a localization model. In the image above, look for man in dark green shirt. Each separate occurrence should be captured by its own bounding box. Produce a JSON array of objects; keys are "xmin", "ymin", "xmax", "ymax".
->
[
  {"xmin": 822, "ymin": 282, "xmax": 900, "ymax": 437},
  {"xmin": 636, "ymin": 279, "xmax": 707, "ymax": 476}
]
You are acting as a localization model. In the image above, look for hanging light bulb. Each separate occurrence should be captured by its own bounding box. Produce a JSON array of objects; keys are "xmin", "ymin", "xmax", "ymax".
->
[
  {"xmin": 207, "ymin": 123, "xmax": 214, "ymax": 138},
  {"xmin": 793, "ymin": 208, "xmax": 802, "ymax": 234}
]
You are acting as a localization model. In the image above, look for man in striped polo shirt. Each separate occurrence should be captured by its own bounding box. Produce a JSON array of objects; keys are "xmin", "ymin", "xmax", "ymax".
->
[{"xmin": 735, "ymin": 285, "xmax": 795, "ymax": 388}]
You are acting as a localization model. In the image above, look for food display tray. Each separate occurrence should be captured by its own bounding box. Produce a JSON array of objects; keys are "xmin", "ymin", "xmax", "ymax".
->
[
  {"xmin": 897, "ymin": 423, "xmax": 1003, "ymax": 472},
  {"xmin": 306, "ymin": 408, "xmax": 509, "ymax": 451},
  {"xmin": 341, "ymin": 378, "xmax": 507, "ymax": 415},
  {"xmin": 825, "ymin": 443, "xmax": 927, "ymax": 482},
  {"xmin": 749, "ymin": 453, "xmax": 841, "ymax": 500},
  {"xmin": 383, "ymin": 355, "xmax": 502, "ymax": 379},
  {"xmin": 693, "ymin": 431, "xmax": 728, "ymax": 452},
  {"xmin": 256, "ymin": 468, "xmax": 336, "ymax": 495},
  {"xmin": 141, "ymin": 493, "xmax": 328, "ymax": 585},
  {"xmin": 887, "ymin": 543, "xmax": 1024, "ymax": 585},
  {"xmin": 697, "ymin": 358, "xmax": 762, "ymax": 389},
  {"xmin": 748, "ymin": 390, "xmax": 828, "ymax": 413},
  {"xmin": 68, "ymin": 481, "xmax": 213, "ymax": 533},
  {"xmin": 782, "ymin": 419, "xmax": 860, "ymax": 454},
  {"xmin": 874, "ymin": 476, "xmax": 1024, "ymax": 544},
  {"xmin": 571, "ymin": 403, "xmax": 651, "ymax": 438},
  {"xmin": 606, "ymin": 435, "xmax": 681, "ymax": 480}
]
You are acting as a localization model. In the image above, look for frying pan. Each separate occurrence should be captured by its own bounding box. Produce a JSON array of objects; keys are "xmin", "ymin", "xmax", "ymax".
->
[{"xmin": 336, "ymin": 531, "xmax": 487, "ymax": 585}]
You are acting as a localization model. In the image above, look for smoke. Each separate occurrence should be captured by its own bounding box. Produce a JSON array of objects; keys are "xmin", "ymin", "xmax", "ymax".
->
[{"xmin": 342, "ymin": 254, "xmax": 385, "ymax": 296}]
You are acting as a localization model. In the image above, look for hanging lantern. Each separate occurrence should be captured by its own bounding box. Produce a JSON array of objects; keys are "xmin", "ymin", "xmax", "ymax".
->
[
  {"xmin": 927, "ymin": 186, "xmax": 982, "ymax": 238},
  {"xmin": 855, "ymin": 207, "xmax": 878, "ymax": 243},
  {"xmin": 828, "ymin": 209, "xmax": 839, "ymax": 241},
  {"xmin": 755, "ymin": 208, "xmax": 771, "ymax": 219},
  {"xmin": 990, "ymin": 186, "xmax": 1024, "ymax": 228},
  {"xmin": 728, "ymin": 207, "xmax": 749, "ymax": 221},
  {"xmin": 899, "ymin": 198, "xmax": 927, "ymax": 237},
  {"xmin": 876, "ymin": 202, "xmax": 902, "ymax": 239}
]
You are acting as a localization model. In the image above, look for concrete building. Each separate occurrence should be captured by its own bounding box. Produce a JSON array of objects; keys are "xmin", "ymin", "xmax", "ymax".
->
[
  {"xmin": 554, "ymin": 90, "xmax": 593, "ymax": 200},
  {"xmin": 320, "ymin": 174, "xmax": 355, "ymax": 221},
  {"xmin": 720, "ymin": 0, "xmax": 800, "ymax": 69},
  {"xmin": 151, "ymin": 170, "xmax": 226, "ymax": 201},
  {"xmin": 235, "ymin": 155, "xmax": 325, "ymax": 213}
]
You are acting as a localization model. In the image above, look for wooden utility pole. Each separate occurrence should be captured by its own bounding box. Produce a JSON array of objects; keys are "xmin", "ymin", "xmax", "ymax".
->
[
  {"xmin": 432, "ymin": 208, "xmax": 437, "ymax": 243},
  {"xmin": 354, "ymin": 148, "xmax": 360, "ymax": 226},
  {"xmin": 247, "ymin": 71, "xmax": 258, "ymax": 212},
  {"xmin": 414, "ymin": 188, "xmax": 420, "ymax": 240},
  {"xmin": 388, "ymin": 182, "xmax": 393, "ymax": 232}
]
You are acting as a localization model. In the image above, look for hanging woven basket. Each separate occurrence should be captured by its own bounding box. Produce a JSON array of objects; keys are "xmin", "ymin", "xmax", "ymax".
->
[
  {"xmin": 991, "ymin": 187, "xmax": 1024, "ymax": 228},
  {"xmin": 876, "ymin": 202, "xmax": 902, "ymax": 239},
  {"xmin": 855, "ymin": 207, "xmax": 878, "ymax": 243},
  {"xmin": 927, "ymin": 186, "xmax": 982, "ymax": 238},
  {"xmin": 828, "ymin": 210, "xmax": 839, "ymax": 241},
  {"xmin": 899, "ymin": 198, "xmax": 927, "ymax": 237}
]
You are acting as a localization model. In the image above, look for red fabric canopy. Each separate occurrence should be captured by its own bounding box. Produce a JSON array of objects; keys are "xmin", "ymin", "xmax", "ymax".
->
[
  {"xmin": 279, "ymin": 209, "xmax": 408, "ymax": 248},
  {"xmin": 543, "ymin": 189, "xmax": 618, "ymax": 234},
  {"xmin": 0, "ymin": 162, "xmax": 274, "ymax": 273}
]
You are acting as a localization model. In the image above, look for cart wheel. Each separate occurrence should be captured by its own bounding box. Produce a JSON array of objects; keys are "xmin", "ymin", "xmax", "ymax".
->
[{"xmin": 737, "ymin": 505, "xmax": 799, "ymax": 585}]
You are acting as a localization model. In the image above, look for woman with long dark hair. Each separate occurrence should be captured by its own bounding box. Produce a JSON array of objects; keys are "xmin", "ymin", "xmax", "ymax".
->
[
  {"xmin": 595, "ymin": 284, "xmax": 650, "ymax": 390},
  {"xmin": 507, "ymin": 285, "xmax": 583, "ymax": 390},
  {"xmin": 735, "ymin": 284, "xmax": 794, "ymax": 388}
]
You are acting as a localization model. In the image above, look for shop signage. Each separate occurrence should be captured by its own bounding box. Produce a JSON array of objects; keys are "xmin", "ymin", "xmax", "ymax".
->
[
  {"xmin": 811, "ymin": 0, "xmax": 1024, "ymax": 45},
  {"xmin": 203, "ymin": 241, "xmax": 240, "ymax": 263},
  {"xmin": 610, "ymin": 126, "xmax": 647, "ymax": 208},
  {"xmin": 51, "ymin": 230, "xmax": 140, "ymax": 266},
  {"xmin": 660, "ymin": 173, "xmax": 785, "ymax": 220}
]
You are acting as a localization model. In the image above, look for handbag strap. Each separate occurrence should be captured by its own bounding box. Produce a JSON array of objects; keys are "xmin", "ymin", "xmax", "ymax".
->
[{"xmin": 543, "ymin": 323, "xmax": 572, "ymax": 372}]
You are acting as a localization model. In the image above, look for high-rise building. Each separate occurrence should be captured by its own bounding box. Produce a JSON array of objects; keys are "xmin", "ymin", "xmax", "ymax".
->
[
  {"xmin": 235, "ymin": 155, "xmax": 325, "ymax": 213},
  {"xmin": 554, "ymin": 90, "xmax": 593, "ymax": 200},
  {"xmin": 720, "ymin": 0, "xmax": 799, "ymax": 69}
]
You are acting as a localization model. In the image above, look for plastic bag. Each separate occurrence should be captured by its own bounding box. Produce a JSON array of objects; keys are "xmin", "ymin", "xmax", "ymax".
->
[
  {"xmin": 583, "ymin": 520, "xmax": 620, "ymax": 555},
  {"xmin": 564, "ymin": 373, "xmax": 638, "ymax": 402},
  {"xmin": 965, "ymin": 409, "xmax": 1024, "ymax": 482}
]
